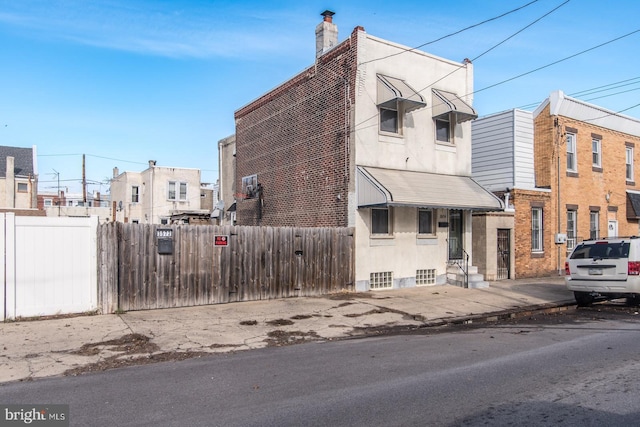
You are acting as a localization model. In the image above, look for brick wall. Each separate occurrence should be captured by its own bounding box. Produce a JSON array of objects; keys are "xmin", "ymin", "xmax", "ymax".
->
[
  {"xmin": 528, "ymin": 107, "xmax": 640, "ymax": 277},
  {"xmin": 511, "ymin": 188, "xmax": 555, "ymax": 278},
  {"xmin": 234, "ymin": 28, "xmax": 359, "ymax": 227}
]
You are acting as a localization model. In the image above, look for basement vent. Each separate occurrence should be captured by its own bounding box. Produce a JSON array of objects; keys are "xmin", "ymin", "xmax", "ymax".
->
[
  {"xmin": 370, "ymin": 271, "xmax": 393, "ymax": 290},
  {"xmin": 416, "ymin": 269, "xmax": 436, "ymax": 286}
]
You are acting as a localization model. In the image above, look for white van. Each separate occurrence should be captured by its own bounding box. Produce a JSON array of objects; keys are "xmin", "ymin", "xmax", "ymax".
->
[{"xmin": 565, "ymin": 237, "xmax": 640, "ymax": 306}]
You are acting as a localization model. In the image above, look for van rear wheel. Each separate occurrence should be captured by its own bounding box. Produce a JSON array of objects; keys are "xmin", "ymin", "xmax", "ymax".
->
[{"xmin": 574, "ymin": 291, "xmax": 594, "ymax": 307}]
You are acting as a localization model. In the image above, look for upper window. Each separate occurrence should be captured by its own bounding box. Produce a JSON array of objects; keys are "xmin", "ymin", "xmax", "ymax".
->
[
  {"xmin": 435, "ymin": 116, "xmax": 451, "ymax": 143},
  {"xmin": 17, "ymin": 182, "xmax": 28, "ymax": 193},
  {"xmin": 44, "ymin": 198, "xmax": 53, "ymax": 207},
  {"xmin": 131, "ymin": 185, "xmax": 139, "ymax": 203},
  {"xmin": 566, "ymin": 133, "xmax": 577, "ymax": 172},
  {"xmin": 380, "ymin": 107, "xmax": 400, "ymax": 134},
  {"xmin": 626, "ymin": 146, "xmax": 634, "ymax": 182},
  {"xmin": 168, "ymin": 181, "xmax": 187, "ymax": 201},
  {"xmin": 241, "ymin": 175, "xmax": 258, "ymax": 199},
  {"xmin": 531, "ymin": 207, "xmax": 543, "ymax": 252},
  {"xmin": 418, "ymin": 209, "xmax": 435, "ymax": 235},
  {"xmin": 371, "ymin": 207, "xmax": 392, "ymax": 235},
  {"xmin": 592, "ymin": 138, "xmax": 601, "ymax": 168}
]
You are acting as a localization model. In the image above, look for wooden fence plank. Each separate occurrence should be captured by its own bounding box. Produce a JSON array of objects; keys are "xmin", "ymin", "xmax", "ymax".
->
[{"xmin": 98, "ymin": 224, "xmax": 354, "ymax": 311}]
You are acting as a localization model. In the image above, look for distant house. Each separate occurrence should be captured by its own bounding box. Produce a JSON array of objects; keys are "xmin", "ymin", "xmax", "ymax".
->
[
  {"xmin": 224, "ymin": 11, "xmax": 502, "ymax": 290},
  {"xmin": 110, "ymin": 160, "xmax": 210, "ymax": 224},
  {"xmin": 472, "ymin": 90, "xmax": 640, "ymax": 277},
  {"xmin": 38, "ymin": 190, "xmax": 112, "ymax": 223},
  {"xmin": 0, "ymin": 145, "xmax": 42, "ymax": 216}
]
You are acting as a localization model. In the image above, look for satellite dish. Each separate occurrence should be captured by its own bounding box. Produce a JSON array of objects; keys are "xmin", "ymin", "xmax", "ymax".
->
[{"xmin": 215, "ymin": 200, "xmax": 225, "ymax": 210}]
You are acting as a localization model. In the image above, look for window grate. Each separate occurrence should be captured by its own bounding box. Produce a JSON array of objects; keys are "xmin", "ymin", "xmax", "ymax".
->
[
  {"xmin": 370, "ymin": 271, "xmax": 393, "ymax": 289},
  {"xmin": 416, "ymin": 269, "xmax": 436, "ymax": 286}
]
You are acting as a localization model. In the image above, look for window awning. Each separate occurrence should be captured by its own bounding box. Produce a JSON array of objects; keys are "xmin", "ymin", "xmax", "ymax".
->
[
  {"xmin": 377, "ymin": 75, "xmax": 426, "ymax": 113},
  {"xmin": 357, "ymin": 166, "xmax": 503, "ymax": 211},
  {"xmin": 627, "ymin": 190, "xmax": 640, "ymax": 219},
  {"xmin": 432, "ymin": 89, "xmax": 477, "ymax": 123}
]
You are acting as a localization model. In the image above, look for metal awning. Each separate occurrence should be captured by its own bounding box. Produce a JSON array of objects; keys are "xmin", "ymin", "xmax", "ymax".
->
[
  {"xmin": 432, "ymin": 89, "xmax": 477, "ymax": 123},
  {"xmin": 357, "ymin": 166, "xmax": 503, "ymax": 211},
  {"xmin": 627, "ymin": 190, "xmax": 640, "ymax": 219},
  {"xmin": 377, "ymin": 75, "xmax": 426, "ymax": 113}
]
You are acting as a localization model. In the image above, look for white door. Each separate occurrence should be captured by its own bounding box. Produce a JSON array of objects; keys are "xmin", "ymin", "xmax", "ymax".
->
[{"xmin": 608, "ymin": 220, "xmax": 618, "ymax": 238}]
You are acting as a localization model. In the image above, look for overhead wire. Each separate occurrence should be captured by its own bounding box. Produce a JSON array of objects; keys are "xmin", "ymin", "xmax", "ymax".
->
[{"xmin": 358, "ymin": 0, "xmax": 540, "ymax": 66}]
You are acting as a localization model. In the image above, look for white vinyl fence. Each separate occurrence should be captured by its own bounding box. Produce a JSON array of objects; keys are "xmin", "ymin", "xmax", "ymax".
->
[{"xmin": 1, "ymin": 213, "xmax": 98, "ymax": 320}]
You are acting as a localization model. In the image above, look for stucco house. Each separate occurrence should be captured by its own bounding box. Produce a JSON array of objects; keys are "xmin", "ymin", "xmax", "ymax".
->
[
  {"xmin": 110, "ymin": 161, "xmax": 210, "ymax": 224},
  {"xmin": 472, "ymin": 90, "xmax": 640, "ymax": 278},
  {"xmin": 225, "ymin": 11, "xmax": 502, "ymax": 290},
  {"xmin": 0, "ymin": 145, "xmax": 41, "ymax": 215}
]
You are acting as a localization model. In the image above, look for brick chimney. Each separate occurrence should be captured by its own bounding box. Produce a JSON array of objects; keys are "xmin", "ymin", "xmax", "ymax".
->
[{"xmin": 315, "ymin": 10, "xmax": 338, "ymax": 58}]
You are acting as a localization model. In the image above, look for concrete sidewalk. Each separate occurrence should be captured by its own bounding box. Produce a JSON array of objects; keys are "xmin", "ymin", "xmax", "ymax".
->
[{"xmin": 0, "ymin": 276, "xmax": 573, "ymax": 384}]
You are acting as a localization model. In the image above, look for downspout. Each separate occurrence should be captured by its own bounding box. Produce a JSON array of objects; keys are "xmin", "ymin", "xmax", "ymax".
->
[{"xmin": 555, "ymin": 116, "xmax": 562, "ymax": 275}]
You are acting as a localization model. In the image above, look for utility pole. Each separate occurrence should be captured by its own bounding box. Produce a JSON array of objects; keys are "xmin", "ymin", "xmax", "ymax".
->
[
  {"xmin": 52, "ymin": 169, "xmax": 60, "ymax": 216},
  {"xmin": 82, "ymin": 154, "xmax": 87, "ymax": 205}
]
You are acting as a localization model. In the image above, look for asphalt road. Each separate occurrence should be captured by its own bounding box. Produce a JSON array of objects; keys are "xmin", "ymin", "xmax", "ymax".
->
[{"xmin": 1, "ymin": 304, "xmax": 639, "ymax": 426}]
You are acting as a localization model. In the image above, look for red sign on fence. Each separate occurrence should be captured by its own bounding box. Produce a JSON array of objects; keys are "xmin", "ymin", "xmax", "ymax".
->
[{"xmin": 214, "ymin": 235, "xmax": 229, "ymax": 247}]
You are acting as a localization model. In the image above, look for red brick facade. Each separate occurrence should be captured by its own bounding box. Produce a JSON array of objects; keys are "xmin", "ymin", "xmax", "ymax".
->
[
  {"xmin": 529, "ymin": 103, "xmax": 640, "ymax": 274},
  {"xmin": 233, "ymin": 28, "xmax": 361, "ymax": 227}
]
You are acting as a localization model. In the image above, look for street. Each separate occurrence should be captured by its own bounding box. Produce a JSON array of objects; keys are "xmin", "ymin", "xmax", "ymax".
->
[{"xmin": 1, "ymin": 303, "xmax": 639, "ymax": 426}]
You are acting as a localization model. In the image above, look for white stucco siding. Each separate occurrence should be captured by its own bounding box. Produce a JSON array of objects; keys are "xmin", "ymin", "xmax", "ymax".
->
[
  {"xmin": 355, "ymin": 207, "xmax": 448, "ymax": 289},
  {"xmin": 354, "ymin": 34, "xmax": 475, "ymax": 177}
]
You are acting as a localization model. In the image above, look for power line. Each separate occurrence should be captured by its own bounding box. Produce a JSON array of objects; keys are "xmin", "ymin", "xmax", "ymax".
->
[
  {"xmin": 473, "ymin": 28, "xmax": 640, "ymax": 95},
  {"xmin": 358, "ymin": 0, "xmax": 540, "ymax": 65}
]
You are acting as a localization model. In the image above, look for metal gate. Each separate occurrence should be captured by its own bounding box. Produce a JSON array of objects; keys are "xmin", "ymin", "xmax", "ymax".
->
[{"xmin": 497, "ymin": 229, "xmax": 510, "ymax": 280}]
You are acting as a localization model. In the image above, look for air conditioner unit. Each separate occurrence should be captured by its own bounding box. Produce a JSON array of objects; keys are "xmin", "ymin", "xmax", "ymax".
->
[{"xmin": 554, "ymin": 233, "xmax": 567, "ymax": 244}]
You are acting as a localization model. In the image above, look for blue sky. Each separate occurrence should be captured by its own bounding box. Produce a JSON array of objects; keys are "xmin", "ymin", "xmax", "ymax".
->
[{"xmin": 1, "ymin": 0, "xmax": 639, "ymax": 195}]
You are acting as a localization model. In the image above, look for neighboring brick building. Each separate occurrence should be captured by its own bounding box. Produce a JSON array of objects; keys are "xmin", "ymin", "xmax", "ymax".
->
[
  {"xmin": 473, "ymin": 91, "xmax": 640, "ymax": 277},
  {"xmin": 228, "ymin": 11, "xmax": 502, "ymax": 290}
]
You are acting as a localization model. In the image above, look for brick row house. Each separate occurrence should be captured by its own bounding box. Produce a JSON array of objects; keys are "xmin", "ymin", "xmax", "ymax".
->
[
  {"xmin": 473, "ymin": 90, "xmax": 640, "ymax": 278},
  {"xmin": 225, "ymin": 12, "xmax": 502, "ymax": 290}
]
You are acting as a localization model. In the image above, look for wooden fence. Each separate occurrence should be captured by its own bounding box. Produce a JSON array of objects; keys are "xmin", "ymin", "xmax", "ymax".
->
[{"xmin": 98, "ymin": 223, "xmax": 355, "ymax": 313}]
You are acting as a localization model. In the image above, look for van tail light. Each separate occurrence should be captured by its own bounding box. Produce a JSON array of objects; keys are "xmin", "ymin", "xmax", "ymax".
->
[
  {"xmin": 565, "ymin": 262, "xmax": 571, "ymax": 276},
  {"xmin": 629, "ymin": 261, "xmax": 640, "ymax": 275}
]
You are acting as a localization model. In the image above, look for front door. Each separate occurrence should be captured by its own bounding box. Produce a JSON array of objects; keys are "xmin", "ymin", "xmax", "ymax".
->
[
  {"xmin": 448, "ymin": 210, "xmax": 463, "ymax": 260},
  {"xmin": 608, "ymin": 220, "xmax": 618, "ymax": 238},
  {"xmin": 497, "ymin": 229, "xmax": 510, "ymax": 280}
]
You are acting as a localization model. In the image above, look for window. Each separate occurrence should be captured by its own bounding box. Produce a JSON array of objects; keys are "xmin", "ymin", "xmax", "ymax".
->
[
  {"xmin": 416, "ymin": 269, "xmax": 436, "ymax": 286},
  {"xmin": 590, "ymin": 211, "xmax": 599, "ymax": 240},
  {"xmin": 168, "ymin": 181, "xmax": 187, "ymax": 201},
  {"xmin": 418, "ymin": 209, "xmax": 435, "ymax": 235},
  {"xmin": 435, "ymin": 116, "xmax": 451, "ymax": 143},
  {"xmin": 17, "ymin": 182, "xmax": 28, "ymax": 193},
  {"xmin": 370, "ymin": 271, "xmax": 393, "ymax": 289},
  {"xmin": 131, "ymin": 186, "xmax": 139, "ymax": 203},
  {"xmin": 566, "ymin": 133, "xmax": 577, "ymax": 172},
  {"xmin": 567, "ymin": 210, "xmax": 577, "ymax": 251},
  {"xmin": 160, "ymin": 218, "xmax": 169, "ymax": 225},
  {"xmin": 592, "ymin": 138, "xmax": 601, "ymax": 168},
  {"xmin": 371, "ymin": 208, "xmax": 391, "ymax": 235},
  {"xmin": 380, "ymin": 107, "xmax": 399, "ymax": 133},
  {"xmin": 626, "ymin": 146, "xmax": 634, "ymax": 181},
  {"xmin": 44, "ymin": 199, "xmax": 53, "ymax": 207},
  {"xmin": 531, "ymin": 208, "xmax": 543, "ymax": 252},
  {"xmin": 241, "ymin": 175, "xmax": 258, "ymax": 198}
]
